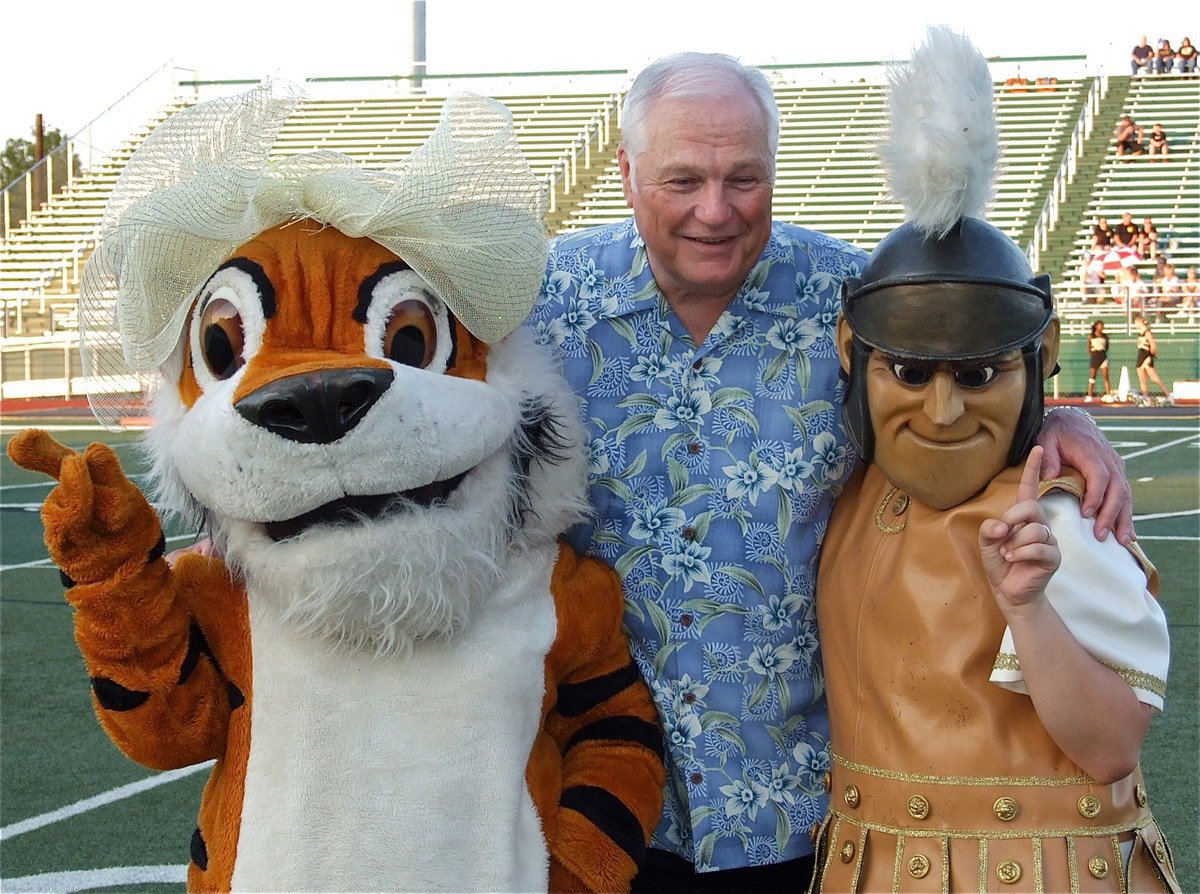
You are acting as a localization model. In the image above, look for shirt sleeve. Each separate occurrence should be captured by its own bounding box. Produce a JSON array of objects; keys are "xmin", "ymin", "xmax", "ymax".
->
[{"xmin": 989, "ymin": 491, "xmax": 1170, "ymax": 711}]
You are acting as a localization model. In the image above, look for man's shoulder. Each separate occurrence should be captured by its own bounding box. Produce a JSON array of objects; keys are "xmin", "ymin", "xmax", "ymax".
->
[
  {"xmin": 770, "ymin": 221, "xmax": 868, "ymax": 264},
  {"xmin": 548, "ymin": 219, "xmax": 635, "ymax": 258}
]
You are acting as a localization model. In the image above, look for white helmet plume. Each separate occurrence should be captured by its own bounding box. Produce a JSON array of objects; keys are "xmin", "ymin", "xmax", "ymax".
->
[{"xmin": 880, "ymin": 25, "xmax": 1000, "ymax": 238}]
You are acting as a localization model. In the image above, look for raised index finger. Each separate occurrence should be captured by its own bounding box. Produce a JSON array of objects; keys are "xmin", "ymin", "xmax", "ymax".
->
[{"xmin": 1017, "ymin": 445, "xmax": 1043, "ymax": 505}]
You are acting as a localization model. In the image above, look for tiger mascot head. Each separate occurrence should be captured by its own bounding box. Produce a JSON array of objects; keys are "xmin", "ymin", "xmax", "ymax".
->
[{"xmin": 81, "ymin": 86, "xmax": 587, "ymax": 656}]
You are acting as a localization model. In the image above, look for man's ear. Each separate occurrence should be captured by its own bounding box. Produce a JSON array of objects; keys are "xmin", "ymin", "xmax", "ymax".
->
[
  {"xmin": 617, "ymin": 145, "xmax": 634, "ymax": 209},
  {"xmin": 836, "ymin": 315, "xmax": 854, "ymax": 375},
  {"xmin": 1040, "ymin": 315, "xmax": 1061, "ymax": 378}
]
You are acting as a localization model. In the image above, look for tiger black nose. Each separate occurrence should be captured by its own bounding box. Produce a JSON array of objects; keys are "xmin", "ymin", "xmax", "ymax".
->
[{"xmin": 235, "ymin": 368, "xmax": 394, "ymax": 444}]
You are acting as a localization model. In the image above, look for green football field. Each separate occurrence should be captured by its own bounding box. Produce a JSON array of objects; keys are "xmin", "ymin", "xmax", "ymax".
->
[{"xmin": 1, "ymin": 413, "xmax": 1196, "ymax": 892}]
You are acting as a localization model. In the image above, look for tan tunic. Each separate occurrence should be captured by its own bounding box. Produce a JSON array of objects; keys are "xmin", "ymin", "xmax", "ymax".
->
[{"xmin": 813, "ymin": 463, "xmax": 1179, "ymax": 893}]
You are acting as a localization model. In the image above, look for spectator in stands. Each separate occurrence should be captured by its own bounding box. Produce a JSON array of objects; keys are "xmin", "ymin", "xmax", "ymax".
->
[
  {"xmin": 1181, "ymin": 266, "xmax": 1199, "ymax": 309},
  {"xmin": 1177, "ymin": 37, "xmax": 1197, "ymax": 74},
  {"xmin": 1083, "ymin": 268, "xmax": 1108, "ymax": 303},
  {"xmin": 1159, "ymin": 262, "xmax": 1182, "ymax": 306},
  {"xmin": 1130, "ymin": 36, "xmax": 1155, "ymax": 75},
  {"xmin": 1114, "ymin": 116, "xmax": 1144, "ymax": 157},
  {"xmin": 1138, "ymin": 216, "xmax": 1161, "ymax": 259},
  {"xmin": 1155, "ymin": 38, "xmax": 1176, "ymax": 74},
  {"xmin": 529, "ymin": 50, "xmax": 1135, "ymax": 893},
  {"xmin": 1086, "ymin": 320, "xmax": 1112, "ymax": 402},
  {"xmin": 1113, "ymin": 212, "xmax": 1139, "ymax": 249},
  {"xmin": 1147, "ymin": 123, "xmax": 1170, "ymax": 161},
  {"xmin": 1091, "ymin": 215, "xmax": 1114, "ymax": 249},
  {"xmin": 1121, "ymin": 266, "xmax": 1145, "ymax": 309}
]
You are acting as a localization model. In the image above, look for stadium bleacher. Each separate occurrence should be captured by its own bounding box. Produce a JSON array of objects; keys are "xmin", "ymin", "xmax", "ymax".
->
[{"xmin": 1, "ymin": 65, "xmax": 1197, "ymax": 400}]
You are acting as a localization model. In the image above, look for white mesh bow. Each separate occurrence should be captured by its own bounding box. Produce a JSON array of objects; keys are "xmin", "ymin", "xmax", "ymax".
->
[{"xmin": 79, "ymin": 83, "xmax": 548, "ymax": 428}]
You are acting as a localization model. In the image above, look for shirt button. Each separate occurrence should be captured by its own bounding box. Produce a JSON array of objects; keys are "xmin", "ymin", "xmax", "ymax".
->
[
  {"xmin": 683, "ymin": 692, "xmax": 697, "ymax": 703},
  {"xmin": 682, "ymin": 527, "xmax": 696, "ymax": 541},
  {"xmin": 679, "ymin": 613, "xmax": 694, "ymax": 627},
  {"xmin": 687, "ymin": 442, "xmax": 702, "ymax": 455},
  {"xmin": 690, "ymin": 771, "xmax": 703, "ymax": 785}
]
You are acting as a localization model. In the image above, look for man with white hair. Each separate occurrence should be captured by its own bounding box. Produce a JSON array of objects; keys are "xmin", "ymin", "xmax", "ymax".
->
[{"xmin": 530, "ymin": 51, "xmax": 1135, "ymax": 891}]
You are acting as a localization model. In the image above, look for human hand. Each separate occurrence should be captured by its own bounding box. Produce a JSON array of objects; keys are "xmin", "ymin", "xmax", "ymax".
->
[
  {"xmin": 979, "ymin": 448, "xmax": 1061, "ymax": 614},
  {"xmin": 167, "ymin": 538, "xmax": 216, "ymax": 566},
  {"xmin": 1034, "ymin": 407, "xmax": 1134, "ymax": 544}
]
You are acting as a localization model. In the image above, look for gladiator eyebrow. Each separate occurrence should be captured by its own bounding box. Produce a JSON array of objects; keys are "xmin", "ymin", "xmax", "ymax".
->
[
  {"xmin": 879, "ymin": 351, "xmax": 1018, "ymax": 368},
  {"xmin": 210, "ymin": 258, "xmax": 276, "ymax": 319},
  {"xmin": 352, "ymin": 260, "xmax": 414, "ymax": 323}
]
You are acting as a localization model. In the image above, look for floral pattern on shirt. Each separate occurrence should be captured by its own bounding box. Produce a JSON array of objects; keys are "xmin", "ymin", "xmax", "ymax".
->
[{"xmin": 530, "ymin": 219, "xmax": 865, "ymax": 871}]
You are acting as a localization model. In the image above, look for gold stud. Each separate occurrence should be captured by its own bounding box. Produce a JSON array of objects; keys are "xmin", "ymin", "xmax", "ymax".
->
[
  {"xmin": 907, "ymin": 794, "xmax": 930, "ymax": 820},
  {"xmin": 993, "ymin": 797, "xmax": 1019, "ymax": 821},
  {"xmin": 997, "ymin": 860, "xmax": 1022, "ymax": 884},
  {"xmin": 1077, "ymin": 794, "xmax": 1102, "ymax": 819},
  {"xmin": 844, "ymin": 784, "xmax": 860, "ymax": 809},
  {"xmin": 908, "ymin": 854, "xmax": 930, "ymax": 879},
  {"xmin": 822, "ymin": 772, "xmax": 832, "ymax": 793},
  {"xmin": 892, "ymin": 493, "xmax": 910, "ymax": 515},
  {"xmin": 1153, "ymin": 839, "xmax": 1167, "ymax": 862},
  {"xmin": 840, "ymin": 841, "xmax": 856, "ymax": 863},
  {"xmin": 1135, "ymin": 783, "xmax": 1148, "ymax": 807},
  {"xmin": 1088, "ymin": 856, "xmax": 1109, "ymax": 879}
]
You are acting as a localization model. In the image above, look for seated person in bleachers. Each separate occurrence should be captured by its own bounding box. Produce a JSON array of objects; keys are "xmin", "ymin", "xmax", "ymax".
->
[
  {"xmin": 1147, "ymin": 123, "xmax": 1170, "ymax": 161},
  {"xmin": 1137, "ymin": 217, "xmax": 1161, "ymax": 259},
  {"xmin": 1114, "ymin": 116, "xmax": 1144, "ymax": 156},
  {"xmin": 1181, "ymin": 266, "xmax": 1200, "ymax": 309},
  {"xmin": 1158, "ymin": 263, "xmax": 1182, "ymax": 307},
  {"xmin": 1177, "ymin": 37, "xmax": 1197, "ymax": 74},
  {"xmin": 1119, "ymin": 266, "xmax": 1144, "ymax": 307},
  {"xmin": 1112, "ymin": 212, "xmax": 1139, "ymax": 250},
  {"xmin": 1091, "ymin": 216, "xmax": 1114, "ymax": 249},
  {"xmin": 1155, "ymin": 38, "xmax": 1176, "ymax": 73},
  {"xmin": 1130, "ymin": 35, "xmax": 1155, "ymax": 74}
]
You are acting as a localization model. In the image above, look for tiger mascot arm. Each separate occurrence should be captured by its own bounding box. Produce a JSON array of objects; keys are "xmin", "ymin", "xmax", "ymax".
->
[
  {"xmin": 538, "ymin": 543, "xmax": 666, "ymax": 893},
  {"xmin": 8, "ymin": 429, "xmax": 237, "ymax": 770}
]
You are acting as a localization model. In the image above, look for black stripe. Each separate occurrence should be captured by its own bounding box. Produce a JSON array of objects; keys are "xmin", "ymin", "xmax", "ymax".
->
[
  {"xmin": 560, "ymin": 785, "xmax": 645, "ymax": 864},
  {"xmin": 566, "ymin": 716, "xmax": 664, "ymax": 761},
  {"xmin": 556, "ymin": 662, "xmax": 643, "ymax": 718},
  {"xmin": 177, "ymin": 623, "xmax": 211, "ymax": 685},
  {"xmin": 147, "ymin": 531, "xmax": 166, "ymax": 563},
  {"xmin": 191, "ymin": 826, "xmax": 208, "ymax": 870},
  {"xmin": 352, "ymin": 260, "xmax": 414, "ymax": 323},
  {"xmin": 59, "ymin": 568, "xmax": 75, "ymax": 588},
  {"xmin": 91, "ymin": 676, "xmax": 150, "ymax": 711},
  {"xmin": 214, "ymin": 258, "xmax": 276, "ymax": 319}
]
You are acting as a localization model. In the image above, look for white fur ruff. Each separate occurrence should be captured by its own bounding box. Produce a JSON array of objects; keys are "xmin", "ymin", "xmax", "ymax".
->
[
  {"xmin": 146, "ymin": 324, "xmax": 589, "ymax": 657},
  {"xmin": 880, "ymin": 25, "xmax": 1000, "ymax": 237}
]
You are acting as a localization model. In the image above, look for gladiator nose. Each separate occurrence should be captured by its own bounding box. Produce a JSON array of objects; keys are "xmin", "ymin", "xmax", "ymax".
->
[{"xmin": 236, "ymin": 368, "xmax": 394, "ymax": 444}]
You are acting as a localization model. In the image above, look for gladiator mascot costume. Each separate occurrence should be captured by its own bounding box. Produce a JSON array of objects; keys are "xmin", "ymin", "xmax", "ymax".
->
[{"xmin": 811, "ymin": 28, "xmax": 1179, "ymax": 893}]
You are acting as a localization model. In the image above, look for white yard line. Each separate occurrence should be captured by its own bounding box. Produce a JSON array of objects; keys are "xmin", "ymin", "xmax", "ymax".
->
[
  {"xmin": 1, "ymin": 864, "xmax": 188, "ymax": 893},
  {"xmin": 0, "ymin": 762, "xmax": 213, "ymax": 840}
]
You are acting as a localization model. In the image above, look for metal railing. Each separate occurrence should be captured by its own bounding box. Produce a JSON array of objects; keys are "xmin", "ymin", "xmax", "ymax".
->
[{"xmin": 1027, "ymin": 74, "xmax": 1108, "ymax": 271}]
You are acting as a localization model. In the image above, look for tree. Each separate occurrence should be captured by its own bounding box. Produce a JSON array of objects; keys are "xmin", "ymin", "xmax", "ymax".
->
[
  {"xmin": 1, "ymin": 124, "xmax": 81, "ymax": 228},
  {"xmin": 1, "ymin": 125, "xmax": 69, "ymax": 188}
]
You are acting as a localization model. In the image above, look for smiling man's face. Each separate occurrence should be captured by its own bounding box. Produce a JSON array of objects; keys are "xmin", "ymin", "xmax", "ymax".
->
[
  {"xmin": 618, "ymin": 86, "xmax": 774, "ymax": 312},
  {"xmin": 864, "ymin": 349, "xmax": 1027, "ymax": 509}
]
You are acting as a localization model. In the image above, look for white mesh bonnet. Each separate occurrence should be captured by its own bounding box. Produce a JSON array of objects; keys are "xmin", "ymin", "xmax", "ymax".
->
[{"xmin": 79, "ymin": 83, "xmax": 548, "ymax": 427}]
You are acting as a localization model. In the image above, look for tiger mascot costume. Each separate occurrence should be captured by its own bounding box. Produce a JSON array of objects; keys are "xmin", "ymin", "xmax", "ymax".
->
[{"xmin": 8, "ymin": 87, "xmax": 664, "ymax": 893}]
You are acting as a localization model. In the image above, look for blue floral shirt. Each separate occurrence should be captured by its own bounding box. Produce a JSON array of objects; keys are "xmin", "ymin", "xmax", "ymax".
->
[{"xmin": 529, "ymin": 218, "xmax": 866, "ymax": 872}]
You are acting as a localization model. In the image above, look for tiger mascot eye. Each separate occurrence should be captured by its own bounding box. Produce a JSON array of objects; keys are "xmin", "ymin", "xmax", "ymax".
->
[{"xmin": 8, "ymin": 88, "xmax": 664, "ymax": 893}]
